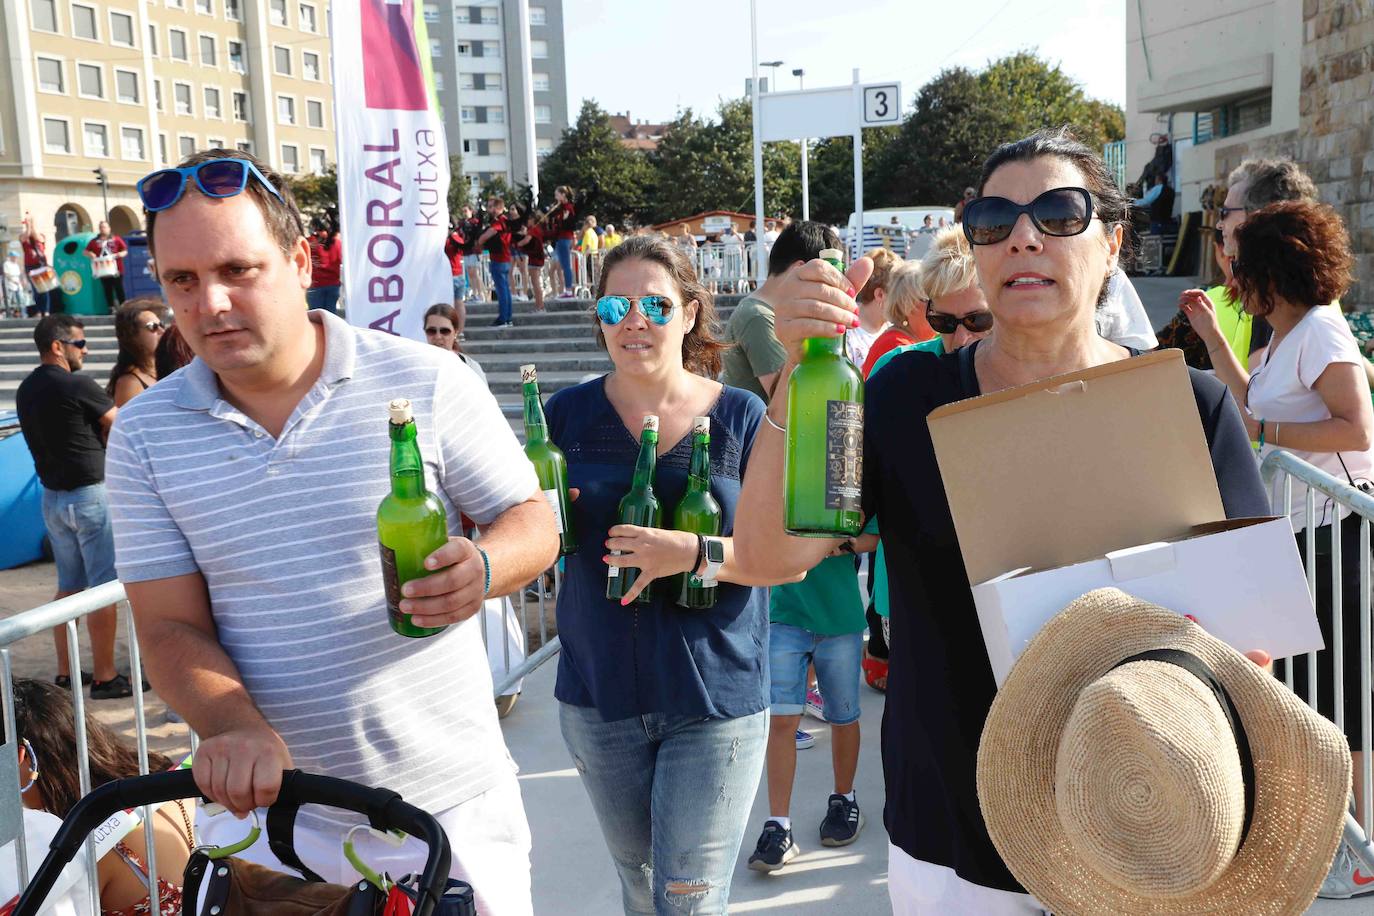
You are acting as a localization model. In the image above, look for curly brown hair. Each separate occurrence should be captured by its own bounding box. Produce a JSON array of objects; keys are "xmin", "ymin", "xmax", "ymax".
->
[
  {"xmin": 1231, "ymin": 200, "xmax": 1355, "ymax": 316},
  {"xmin": 594, "ymin": 235, "xmax": 727, "ymax": 378}
]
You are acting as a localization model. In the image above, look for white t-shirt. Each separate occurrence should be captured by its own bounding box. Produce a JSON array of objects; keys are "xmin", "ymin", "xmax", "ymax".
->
[
  {"xmin": 1249, "ymin": 305, "xmax": 1374, "ymax": 531},
  {"xmin": 845, "ymin": 323, "xmax": 888, "ymax": 370}
]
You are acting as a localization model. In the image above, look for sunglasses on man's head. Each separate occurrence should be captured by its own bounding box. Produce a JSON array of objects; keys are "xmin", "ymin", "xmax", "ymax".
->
[
  {"xmin": 137, "ymin": 158, "xmax": 286, "ymax": 212},
  {"xmin": 962, "ymin": 187, "xmax": 1097, "ymax": 246},
  {"xmin": 925, "ymin": 305, "xmax": 994, "ymax": 334},
  {"xmin": 596, "ymin": 295, "xmax": 678, "ymax": 326}
]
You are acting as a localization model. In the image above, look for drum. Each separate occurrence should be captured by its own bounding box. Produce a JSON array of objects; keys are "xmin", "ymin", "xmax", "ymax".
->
[
  {"xmin": 28, "ymin": 266, "xmax": 57, "ymax": 293},
  {"xmin": 92, "ymin": 255, "xmax": 119, "ymax": 278}
]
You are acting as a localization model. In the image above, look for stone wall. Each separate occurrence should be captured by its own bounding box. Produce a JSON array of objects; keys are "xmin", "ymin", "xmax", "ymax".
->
[{"xmin": 1298, "ymin": 0, "xmax": 1374, "ymax": 308}]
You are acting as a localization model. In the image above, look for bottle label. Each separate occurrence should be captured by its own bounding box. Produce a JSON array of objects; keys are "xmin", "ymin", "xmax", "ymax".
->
[
  {"xmin": 542, "ymin": 488, "xmax": 566, "ymax": 534},
  {"xmin": 688, "ymin": 574, "xmax": 717, "ymax": 589},
  {"xmin": 607, "ymin": 549, "xmax": 621, "ymax": 577},
  {"xmin": 380, "ymin": 543, "xmax": 403, "ymax": 622},
  {"xmin": 824, "ymin": 400, "xmax": 864, "ymax": 512}
]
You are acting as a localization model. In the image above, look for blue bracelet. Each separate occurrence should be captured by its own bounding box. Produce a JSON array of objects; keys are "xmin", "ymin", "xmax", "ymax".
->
[{"xmin": 476, "ymin": 545, "xmax": 491, "ymax": 597}]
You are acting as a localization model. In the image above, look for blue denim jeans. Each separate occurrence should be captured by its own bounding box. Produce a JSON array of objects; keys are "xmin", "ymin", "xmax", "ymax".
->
[
  {"xmin": 305, "ymin": 285, "xmax": 341, "ymax": 314},
  {"xmin": 559, "ymin": 704, "xmax": 768, "ymax": 915},
  {"xmin": 40, "ymin": 484, "xmax": 116, "ymax": 591},
  {"xmin": 490, "ymin": 260, "xmax": 512, "ymax": 323},
  {"xmin": 555, "ymin": 238, "xmax": 574, "ymax": 290},
  {"xmin": 768, "ymin": 624, "xmax": 863, "ymax": 724}
]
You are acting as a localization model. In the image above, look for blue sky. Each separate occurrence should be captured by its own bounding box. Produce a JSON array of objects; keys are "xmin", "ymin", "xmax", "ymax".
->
[{"xmin": 564, "ymin": 0, "xmax": 1126, "ymax": 124}]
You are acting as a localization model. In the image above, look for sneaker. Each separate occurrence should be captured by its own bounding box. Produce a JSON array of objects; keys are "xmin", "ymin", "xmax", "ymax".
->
[
  {"xmin": 819, "ymin": 793, "xmax": 865, "ymax": 847},
  {"xmin": 804, "ymin": 687, "xmax": 825, "ymax": 722},
  {"xmin": 747, "ymin": 821, "xmax": 799, "ymax": 872},
  {"xmin": 55, "ymin": 672, "xmax": 93, "ymax": 690},
  {"xmin": 90, "ymin": 673, "xmax": 134, "ymax": 700},
  {"xmin": 491, "ymin": 318, "xmax": 514, "ymax": 328},
  {"xmin": 795, "ymin": 728, "xmax": 815, "ymax": 750},
  {"xmin": 1320, "ymin": 812, "xmax": 1374, "ymax": 898}
]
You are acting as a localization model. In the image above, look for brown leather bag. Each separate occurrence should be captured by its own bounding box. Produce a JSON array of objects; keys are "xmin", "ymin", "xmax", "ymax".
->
[{"xmin": 181, "ymin": 852, "xmax": 385, "ymax": 916}]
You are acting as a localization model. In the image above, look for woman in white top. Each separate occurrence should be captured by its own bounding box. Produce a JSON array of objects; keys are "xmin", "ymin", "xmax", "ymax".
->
[{"xmin": 1180, "ymin": 198, "xmax": 1374, "ymax": 806}]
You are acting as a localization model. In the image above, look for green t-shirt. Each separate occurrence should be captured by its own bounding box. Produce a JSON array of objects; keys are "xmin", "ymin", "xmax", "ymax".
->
[
  {"xmin": 723, "ymin": 295, "xmax": 787, "ymax": 401},
  {"xmin": 770, "ymin": 554, "xmax": 867, "ymax": 636}
]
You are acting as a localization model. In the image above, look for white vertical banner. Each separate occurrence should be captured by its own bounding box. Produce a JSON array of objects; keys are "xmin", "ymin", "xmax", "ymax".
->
[{"xmin": 332, "ymin": 0, "xmax": 451, "ymax": 341}]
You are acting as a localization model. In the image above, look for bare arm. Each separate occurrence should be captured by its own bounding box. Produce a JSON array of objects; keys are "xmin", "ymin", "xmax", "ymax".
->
[
  {"xmin": 112, "ymin": 375, "xmax": 143, "ymax": 408},
  {"xmin": 1269, "ymin": 361, "xmax": 1374, "ymax": 453},
  {"xmin": 1179, "ymin": 289, "xmax": 1250, "ymax": 407},
  {"xmin": 756, "ymin": 371, "xmax": 780, "ymax": 400},
  {"xmin": 125, "ymin": 573, "xmax": 291, "ymax": 815}
]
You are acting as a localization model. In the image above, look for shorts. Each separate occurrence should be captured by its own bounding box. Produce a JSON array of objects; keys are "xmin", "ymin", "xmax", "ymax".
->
[
  {"xmin": 41, "ymin": 484, "xmax": 117, "ymax": 592},
  {"xmin": 463, "ymin": 254, "xmax": 481, "ymax": 270},
  {"xmin": 451, "ymin": 274, "xmax": 466, "ymax": 298},
  {"xmin": 768, "ymin": 623, "xmax": 862, "ymax": 724}
]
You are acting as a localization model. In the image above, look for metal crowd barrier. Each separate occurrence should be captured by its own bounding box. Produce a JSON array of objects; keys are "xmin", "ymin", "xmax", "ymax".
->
[
  {"xmin": 0, "ymin": 566, "xmax": 561, "ymax": 915},
  {"xmin": 1262, "ymin": 449, "xmax": 1374, "ymax": 840},
  {"xmin": 689, "ymin": 243, "xmax": 758, "ymax": 295}
]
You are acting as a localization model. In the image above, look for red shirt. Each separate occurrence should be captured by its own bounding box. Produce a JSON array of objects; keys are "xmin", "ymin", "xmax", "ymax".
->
[
  {"xmin": 21, "ymin": 236, "xmax": 46, "ymax": 269},
  {"xmin": 85, "ymin": 235, "xmax": 127, "ymax": 275},
  {"xmin": 862, "ymin": 327, "xmax": 924, "ymax": 379},
  {"xmin": 552, "ymin": 202, "xmax": 576, "ymax": 241},
  {"xmin": 484, "ymin": 216, "xmax": 512, "ymax": 263},
  {"xmin": 517, "ymin": 224, "xmax": 546, "ymax": 264},
  {"xmin": 308, "ymin": 235, "xmax": 342, "ymax": 287},
  {"xmin": 444, "ymin": 231, "xmax": 465, "ymax": 275}
]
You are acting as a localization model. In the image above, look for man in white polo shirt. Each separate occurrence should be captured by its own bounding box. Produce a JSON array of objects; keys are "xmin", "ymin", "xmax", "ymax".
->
[{"xmin": 105, "ymin": 150, "xmax": 558, "ymax": 915}]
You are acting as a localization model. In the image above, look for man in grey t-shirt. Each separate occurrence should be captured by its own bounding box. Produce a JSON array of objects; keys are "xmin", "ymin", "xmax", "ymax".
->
[{"xmin": 723, "ymin": 221, "xmax": 843, "ymax": 401}]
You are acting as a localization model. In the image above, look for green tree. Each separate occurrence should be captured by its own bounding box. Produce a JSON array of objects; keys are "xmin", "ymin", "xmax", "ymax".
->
[
  {"xmin": 287, "ymin": 165, "xmax": 338, "ymax": 225},
  {"xmin": 479, "ymin": 174, "xmax": 515, "ymax": 206},
  {"xmin": 446, "ymin": 154, "xmax": 469, "ymax": 215},
  {"xmin": 539, "ymin": 100, "xmax": 653, "ymax": 225}
]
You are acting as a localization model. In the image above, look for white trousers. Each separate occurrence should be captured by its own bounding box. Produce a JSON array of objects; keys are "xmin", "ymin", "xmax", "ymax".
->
[
  {"xmin": 888, "ymin": 843, "xmax": 1046, "ymax": 915},
  {"xmin": 197, "ymin": 771, "xmax": 532, "ymax": 916}
]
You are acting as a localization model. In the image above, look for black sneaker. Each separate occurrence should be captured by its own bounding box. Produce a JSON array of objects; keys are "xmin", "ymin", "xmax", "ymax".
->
[
  {"xmin": 747, "ymin": 820, "xmax": 798, "ymax": 872},
  {"xmin": 90, "ymin": 673, "xmax": 134, "ymax": 700},
  {"xmin": 819, "ymin": 793, "xmax": 864, "ymax": 847},
  {"xmin": 55, "ymin": 672, "xmax": 93, "ymax": 690}
]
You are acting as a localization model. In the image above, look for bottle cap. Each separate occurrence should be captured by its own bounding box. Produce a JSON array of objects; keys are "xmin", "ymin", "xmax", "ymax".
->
[
  {"xmin": 387, "ymin": 398, "xmax": 413, "ymax": 424},
  {"xmin": 642, "ymin": 414, "xmax": 659, "ymax": 433},
  {"xmin": 819, "ymin": 248, "xmax": 844, "ymax": 262},
  {"xmin": 693, "ymin": 416, "xmax": 710, "ymax": 436},
  {"xmin": 520, "ymin": 364, "xmax": 537, "ymax": 383}
]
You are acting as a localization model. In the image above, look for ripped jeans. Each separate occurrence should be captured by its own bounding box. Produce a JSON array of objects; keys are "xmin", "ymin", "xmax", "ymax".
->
[{"xmin": 559, "ymin": 703, "xmax": 768, "ymax": 915}]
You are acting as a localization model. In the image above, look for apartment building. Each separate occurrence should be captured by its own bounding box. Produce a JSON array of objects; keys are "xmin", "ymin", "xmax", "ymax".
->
[
  {"xmin": 425, "ymin": 0, "xmax": 569, "ymax": 195},
  {"xmin": 0, "ymin": 0, "xmax": 336, "ymax": 241}
]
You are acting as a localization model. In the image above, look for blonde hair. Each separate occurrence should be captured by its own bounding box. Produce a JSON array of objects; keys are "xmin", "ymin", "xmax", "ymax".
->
[
  {"xmin": 884, "ymin": 261, "xmax": 924, "ymax": 326},
  {"xmin": 857, "ymin": 248, "xmax": 902, "ymax": 304},
  {"xmin": 918, "ymin": 226, "xmax": 978, "ymax": 302}
]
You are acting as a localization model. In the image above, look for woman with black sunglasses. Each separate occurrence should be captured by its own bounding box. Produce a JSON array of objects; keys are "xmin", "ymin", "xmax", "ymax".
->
[
  {"xmin": 542, "ymin": 235, "xmax": 789, "ymax": 914},
  {"xmin": 734, "ymin": 127, "xmax": 1269, "ymax": 913},
  {"xmin": 105, "ymin": 298, "xmax": 166, "ymax": 407}
]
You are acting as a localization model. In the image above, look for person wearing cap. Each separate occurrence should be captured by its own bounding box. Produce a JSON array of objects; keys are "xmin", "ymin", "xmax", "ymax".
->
[
  {"xmin": 103, "ymin": 149, "xmax": 558, "ymax": 915},
  {"xmin": 734, "ymin": 127, "xmax": 1270, "ymax": 913}
]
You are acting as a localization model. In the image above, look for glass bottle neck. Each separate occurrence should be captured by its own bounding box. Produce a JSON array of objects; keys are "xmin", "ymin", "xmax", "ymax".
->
[
  {"xmin": 522, "ymin": 382, "xmax": 547, "ymax": 443},
  {"xmin": 686, "ymin": 434, "xmax": 711, "ymax": 489},
  {"xmin": 389, "ymin": 421, "xmax": 426, "ymax": 499},
  {"xmin": 631, "ymin": 433, "xmax": 658, "ymax": 490},
  {"xmin": 802, "ymin": 335, "xmax": 844, "ymax": 358}
]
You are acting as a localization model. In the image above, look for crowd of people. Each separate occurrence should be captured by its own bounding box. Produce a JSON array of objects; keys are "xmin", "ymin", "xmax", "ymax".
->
[{"xmin": 9, "ymin": 129, "xmax": 1374, "ymax": 916}]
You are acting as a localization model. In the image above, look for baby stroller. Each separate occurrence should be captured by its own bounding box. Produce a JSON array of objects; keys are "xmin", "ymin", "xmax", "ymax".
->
[{"xmin": 13, "ymin": 769, "xmax": 472, "ymax": 916}]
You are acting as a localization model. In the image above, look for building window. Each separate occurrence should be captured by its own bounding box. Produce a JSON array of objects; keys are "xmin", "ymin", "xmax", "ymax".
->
[
  {"xmin": 433, "ymin": 71, "xmax": 444, "ymax": 92},
  {"xmin": 484, "ymin": 72, "xmax": 501, "ymax": 90},
  {"xmin": 204, "ymin": 86, "xmax": 221, "ymax": 118},
  {"xmin": 532, "ymin": 72, "xmax": 549, "ymax": 92},
  {"xmin": 174, "ymin": 81, "xmax": 192, "ymax": 115},
  {"xmin": 306, "ymin": 98, "xmax": 324, "ymax": 127},
  {"xmin": 232, "ymin": 90, "xmax": 248, "ymax": 121},
  {"xmin": 277, "ymin": 95, "xmax": 296, "ymax": 124},
  {"xmin": 269, "ymin": 0, "xmax": 286, "ymax": 25},
  {"xmin": 430, "ymin": 38, "xmax": 441, "ymax": 58},
  {"xmin": 71, "ymin": 2, "xmax": 98, "ymax": 38},
  {"xmin": 179, "ymin": 134, "xmax": 197, "ymax": 158},
  {"xmin": 167, "ymin": 0, "xmax": 184, "ymax": 7},
  {"xmin": 309, "ymin": 147, "xmax": 326, "ymax": 173},
  {"xmin": 529, "ymin": 5, "xmax": 546, "ymax": 25},
  {"xmin": 457, "ymin": 42, "xmax": 471, "ymax": 57},
  {"xmin": 169, "ymin": 28, "xmax": 188, "ymax": 61},
  {"xmin": 488, "ymin": 139, "xmax": 506, "ymax": 155},
  {"xmin": 236, "ymin": 139, "xmax": 252, "ymax": 153},
  {"xmin": 109, "ymin": 10, "xmax": 135, "ymax": 46},
  {"xmin": 199, "ymin": 34, "xmax": 217, "ymax": 66},
  {"xmin": 280, "ymin": 144, "xmax": 299, "ymax": 173},
  {"xmin": 36, "ymin": 57, "xmax": 64, "ymax": 93},
  {"xmin": 43, "ymin": 118, "xmax": 71, "ymax": 154},
  {"xmin": 303, "ymin": 50, "xmax": 320, "ymax": 80},
  {"xmin": 121, "ymin": 126, "xmax": 146, "ymax": 160},
  {"xmin": 488, "ymin": 106, "xmax": 504, "ymax": 123},
  {"xmin": 531, "ymin": 39, "xmax": 548, "ymax": 59},
  {"xmin": 423, "ymin": 2, "xmax": 437, "ymax": 23},
  {"xmin": 148, "ymin": 23, "xmax": 158, "ymax": 55},
  {"xmin": 482, "ymin": 41, "xmax": 500, "ymax": 58},
  {"xmin": 154, "ymin": 78, "xmax": 163, "ymax": 110},
  {"xmin": 195, "ymin": 0, "xmax": 212, "ymax": 13},
  {"xmin": 299, "ymin": 2, "xmax": 316, "ymax": 31},
  {"xmin": 480, "ymin": 6, "xmax": 497, "ymax": 23},
  {"xmin": 115, "ymin": 69, "xmax": 140, "ymax": 103},
  {"xmin": 1193, "ymin": 94, "xmax": 1273, "ymax": 145},
  {"xmin": 83, "ymin": 122, "xmax": 109, "ymax": 157},
  {"xmin": 534, "ymin": 104, "xmax": 551, "ymax": 124},
  {"xmin": 158, "ymin": 133, "xmax": 168, "ymax": 164},
  {"xmin": 274, "ymin": 45, "xmax": 292, "ymax": 76},
  {"xmin": 76, "ymin": 62, "xmax": 104, "ymax": 98},
  {"xmin": 536, "ymin": 136, "xmax": 553, "ymax": 156},
  {"xmin": 459, "ymin": 72, "xmax": 475, "ymax": 90},
  {"xmin": 229, "ymin": 40, "xmax": 245, "ymax": 73},
  {"xmin": 454, "ymin": 7, "xmax": 468, "ymax": 23},
  {"xmin": 31, "ymin": 0, "xmax": 58, "ymax": 32},
  {"xmin": 460, "ymin": 106, "xmax": 475, "ymax": 123},
  {"xmin": 225, "ymin": 0, "xmax": 240, "ymax": 19}
]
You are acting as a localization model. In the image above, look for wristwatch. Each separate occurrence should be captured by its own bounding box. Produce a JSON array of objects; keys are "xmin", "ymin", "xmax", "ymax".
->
[{"xmin": 699, "ymin": 536, "xmax": 725, "ymax": 586}]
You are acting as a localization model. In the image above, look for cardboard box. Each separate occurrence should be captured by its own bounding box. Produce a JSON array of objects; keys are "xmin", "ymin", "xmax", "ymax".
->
[{"xmin": 927, "ymin": 349, "xmax": 1323, "ymax": 687}]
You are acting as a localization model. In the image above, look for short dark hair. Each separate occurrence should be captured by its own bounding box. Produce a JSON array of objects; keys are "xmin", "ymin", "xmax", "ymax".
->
[
  {"xmin": 767, "ymin": 220, "xmax": 842, "ymax": 277},
  {"xmin": 34, "ymin": 314, "xmax": 83, "ymax": 354},
  {"xmin": 144, "ymin": 148, "xmax": 305, "ymax": 258},
  {"xmin": 1231, "ymin": 200, "xmax": 1355, "ymax": 315}
]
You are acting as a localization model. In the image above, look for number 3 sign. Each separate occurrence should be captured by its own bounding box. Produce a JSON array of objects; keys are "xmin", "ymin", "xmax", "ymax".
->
[{"xmin": 862, "ymin": 84, "xmax": 901, "ymax": 126}]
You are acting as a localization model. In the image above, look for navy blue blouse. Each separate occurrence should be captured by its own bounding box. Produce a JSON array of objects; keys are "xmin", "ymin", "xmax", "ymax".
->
[{"xmin": 545, "ymin": 376, "xmax": 768, "ymax": 721}]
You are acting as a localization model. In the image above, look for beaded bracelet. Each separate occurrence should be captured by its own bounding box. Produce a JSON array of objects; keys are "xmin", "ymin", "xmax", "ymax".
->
[{"xmin": 475, "ymin": 545, "xmax": 491, "ymax": 597}]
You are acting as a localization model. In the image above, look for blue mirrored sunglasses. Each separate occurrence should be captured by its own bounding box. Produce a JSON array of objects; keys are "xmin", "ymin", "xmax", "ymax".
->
[
  {"xmin": 137, "ymin": 158, "xmax": 285, "ymax": 212},
  {"xmin": 596, "ymin": 295, "xmax": 677, "ymax": 326}
]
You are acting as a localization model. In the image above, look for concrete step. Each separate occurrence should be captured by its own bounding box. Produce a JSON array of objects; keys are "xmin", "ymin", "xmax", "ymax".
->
[
  {"xmin": 458, "ymin": 337, "xmax": 603, "ymax": 355},
  {"xmin": 483, "ymin": 369, "xmax": 595, "ymax": 396},
  {"xmin": 472, "ymin": 353, "xmax": 612, "ymax": 374}
]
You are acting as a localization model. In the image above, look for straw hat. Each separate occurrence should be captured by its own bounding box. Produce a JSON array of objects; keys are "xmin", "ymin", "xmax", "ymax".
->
[{"xmin": 977, "ymin": 588, "xmax": 1350, "ymax": 915}]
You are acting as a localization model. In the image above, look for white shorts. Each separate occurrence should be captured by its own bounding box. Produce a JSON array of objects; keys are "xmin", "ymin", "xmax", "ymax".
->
[
  {"xmin": 888, "ymin": 843, "xmax": 1045, "ymax": 915},
  {"xmin": 197, "ymin": 771, "xmax": 532, "ymax": 916}
]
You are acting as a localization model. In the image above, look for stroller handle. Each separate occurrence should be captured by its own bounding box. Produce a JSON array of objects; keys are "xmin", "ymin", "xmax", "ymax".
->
[{"xmin": 13, "ymin": 769, "xmax": 452, "ymax": 916}]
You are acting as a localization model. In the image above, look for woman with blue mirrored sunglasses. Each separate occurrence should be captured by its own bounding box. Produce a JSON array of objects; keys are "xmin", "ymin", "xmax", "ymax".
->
[
  {"xmin": 594, "ymin": 294, "xmax": 678, "ymax": 326},
  {"xmin": 137, "ymin": 158, "xmax": 285, "ymax": 212}
]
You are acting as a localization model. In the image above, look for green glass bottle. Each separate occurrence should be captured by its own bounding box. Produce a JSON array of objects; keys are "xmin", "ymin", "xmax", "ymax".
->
[
  {"xmin": 377, "ymin": 398, "xmax": 449, "ymax": 638},
  {"xmin": 673, "ymin": 416, "xmax": 722, "ymax": 609},
  {"xmin": 607, "ymin": 414, "xmax": 661, "ymax": 605},
  {"xmin": 784, "ymin": 247, "xmax": 864, "ymax": 537},
  {"xmin": 520, "ymin": 364, "xmax": 577, "ymax": 557}
]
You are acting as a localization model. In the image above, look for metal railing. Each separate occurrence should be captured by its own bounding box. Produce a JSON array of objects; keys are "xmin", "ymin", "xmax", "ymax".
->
[{"xmin": 1262, "ymin": 449, "xmax": 1374, "ymax": 840}]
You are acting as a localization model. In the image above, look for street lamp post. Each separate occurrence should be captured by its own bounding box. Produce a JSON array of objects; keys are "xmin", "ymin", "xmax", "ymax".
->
[
  {"xmin": 760, "ymin": 60, "xmax": 783, "ymax": 96},
  {"xmin": 793, "ymin": 68, "xmax": 809, "ymax": 221},
  {"xmin": 93, "ymin": 168, "xmax": 109, "ymax": 224}
]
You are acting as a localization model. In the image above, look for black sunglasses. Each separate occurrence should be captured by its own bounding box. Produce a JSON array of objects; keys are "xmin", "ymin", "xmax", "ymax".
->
[
  {"xmin": 59, "ymin": 338, "xmax": 88, "ymax": 349},
  {"xmin": 142, "ymin": 321, "xmax": 164, "ymax": 333},
  {"xmin": 926, "ymin": 305, "xmax": 994, "ymax": 334},
  {"xmin": 425, "ymin": 326, "xmax": 454, "ymax": 336},
  {"xmin": 1217, "ymin": 205, "xmax": 1248, "ymax": 221},
  {"xmin": 962, "ymin": 187, "xmax": 1096, "ymax": 246}
]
